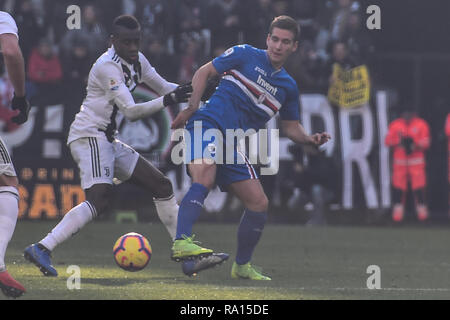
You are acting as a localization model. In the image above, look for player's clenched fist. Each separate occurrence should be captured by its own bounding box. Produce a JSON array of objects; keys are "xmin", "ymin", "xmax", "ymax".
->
[
  {"xmin": 11, "ymin": 94, "xmax": 30, "ymax": 125},
  {"xmin": 163, "ymin": 83, "xmax": 193, "ymax": 106},
  {"xmin": 311, "ymin": 132, "xmax": 331, "ymax": 146}
]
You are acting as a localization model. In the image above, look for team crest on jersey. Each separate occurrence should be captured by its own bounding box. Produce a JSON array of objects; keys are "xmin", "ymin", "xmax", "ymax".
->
[
  {"xmin": 109, "ymin": 79, "xmax": 119, "ymax": 91},
  {"xmin": 207, "ymin": 143, "xmax": 216, "ymax": 156}
]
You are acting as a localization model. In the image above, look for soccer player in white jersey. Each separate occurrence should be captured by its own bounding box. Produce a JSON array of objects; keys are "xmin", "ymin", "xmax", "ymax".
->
[
  {"xmin": 24, "ymin": 15, "xmax": 227, "ymax": 277},
  {"xmin": 0, "ymin": 11, "xmax": 30, "ymax": 298}
]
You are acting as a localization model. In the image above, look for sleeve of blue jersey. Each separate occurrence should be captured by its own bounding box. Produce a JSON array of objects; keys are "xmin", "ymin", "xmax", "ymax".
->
[
  {"xmin": 212, "ymin": 44, "xmax": 249, "ymax": 74},
  {"xmin": 279, "ymin": 84, "xmax": 301, "ymax": 121}
]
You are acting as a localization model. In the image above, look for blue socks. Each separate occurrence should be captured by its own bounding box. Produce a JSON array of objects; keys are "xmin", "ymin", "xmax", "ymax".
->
[
  {"xmin": 175, "ymin": 183, "xmax": 209, "ymax": 239},
  {"xmin": 236, "ymin": 209, "xmax": 268, "ymax": 265},
  {"xmin": 176, "ymin": 183, "xmax": 267, "ymax": 266}
]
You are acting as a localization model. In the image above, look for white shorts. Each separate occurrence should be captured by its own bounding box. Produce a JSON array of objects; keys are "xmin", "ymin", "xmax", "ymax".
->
[
  {"xmin": 0, "ymin": 136, "xmax": 17, "ymax": 177},
  {"xmin": 70, "ymin": 137, "xmax": 140, "ymax": 190}
]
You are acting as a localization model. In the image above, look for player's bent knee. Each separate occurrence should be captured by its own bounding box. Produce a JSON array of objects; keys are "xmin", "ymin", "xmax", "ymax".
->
[
  {"xmin": 87, "ymin": 194, "xmax": 111, "ymax": 214},
  {"xmin": 192, "ymin": 178, "xmax": 215, "ymax": 191},
  {"xmin": 246, "ymin": 194, "xmax": 269, "ymax": 212},
  {"xmin": 154, "ymin": 177, "xmax": 173, "ymax": 199},
  {"xmin": 258, "ymin": 196, "xmax": 269, "ymax": 212},
  {"xmin": 189, "ymin": 163, "xmax": 216, "ymax": 190},
  {"xmin": 85, "ymin": 184, "xmax": 113, "ymax": 214}
]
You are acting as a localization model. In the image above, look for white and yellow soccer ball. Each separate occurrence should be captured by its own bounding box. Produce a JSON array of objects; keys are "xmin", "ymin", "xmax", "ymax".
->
[{"xmin": 113, "ymin": 232, "xmax": 152, "ymax": 272}]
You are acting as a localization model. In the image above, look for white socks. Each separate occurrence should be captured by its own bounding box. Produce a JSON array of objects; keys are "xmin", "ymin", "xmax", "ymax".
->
[
  {"xmin": 154, "ymin": 195, "xmax": 179, "ymax": 240},
  {"xmin": 0, "ymin": 186, "xmax": 19, "ymax": 271},
  {"xmin": 38, "ymin": 195, "xmax": 178, "ymax": 252},
  {"xmin": 40, "ymin": 201, "xmax": 97, "ymax": 251}
]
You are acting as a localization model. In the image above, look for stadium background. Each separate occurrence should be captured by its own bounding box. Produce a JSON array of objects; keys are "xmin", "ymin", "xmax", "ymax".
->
[{"xmin": 0, "ymin": 0, "xmax": 448, "ymax": 224}]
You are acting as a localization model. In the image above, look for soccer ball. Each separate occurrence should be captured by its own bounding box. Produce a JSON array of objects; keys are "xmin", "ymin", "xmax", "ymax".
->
[{"xmin": 113, "ymin": 232, "xmax": 152, "ymax": 272}]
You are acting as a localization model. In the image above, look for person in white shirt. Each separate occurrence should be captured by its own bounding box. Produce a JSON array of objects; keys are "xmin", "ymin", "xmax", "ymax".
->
[
  {"xmin": 24, "ymin": 15, "xmax": 227, "ymax": 278},
  {"xmin": 0, "ymin": 11, "xmax": 30, "ymax": 298}
]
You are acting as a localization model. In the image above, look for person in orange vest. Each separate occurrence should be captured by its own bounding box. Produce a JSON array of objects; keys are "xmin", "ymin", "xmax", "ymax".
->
[
  {"xmin": 385, "ymin": 106, "xmax": 431, "ymax": 222},
  {"xmin": 446, "ymin": 113, "xmax": 450, "ymax": 218}
]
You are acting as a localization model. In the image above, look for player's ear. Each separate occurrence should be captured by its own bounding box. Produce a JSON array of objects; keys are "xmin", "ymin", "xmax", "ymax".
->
[
  {"xmin": 110, "ymin": 34, "xmax": 116, "ymax": 47},
  {"xmin": 292, "ymin": 40, "xmax": 298, "ymax": 52}
]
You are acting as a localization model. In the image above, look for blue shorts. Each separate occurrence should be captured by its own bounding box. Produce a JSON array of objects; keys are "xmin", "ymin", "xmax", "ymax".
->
[{"xmin": 184, "ymin": 118, "xmax": 258, "ymax": 191}]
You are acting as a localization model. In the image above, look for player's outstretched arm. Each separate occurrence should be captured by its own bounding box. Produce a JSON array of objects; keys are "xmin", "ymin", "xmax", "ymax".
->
[
  {"xmin": 190, "ymin": 62, "xmax": 219, "ymax": 110},
  {"xmin": 140, "ymin": 57, "xmax": 178, "ymax": 96},
  {"xmin": 98, "ymin": 62, "xmax": 192, "ymax": 121},
  {"xmin": 171, "ymin": 62, "xmax": 219, "ymax": 129},
  {"xmin": 114, "ymin": 83, "xmax": 192, "ymax": 121},
  {"xmin": 281, "ymin": 120, "xmax": 331, "ymax": 147}
]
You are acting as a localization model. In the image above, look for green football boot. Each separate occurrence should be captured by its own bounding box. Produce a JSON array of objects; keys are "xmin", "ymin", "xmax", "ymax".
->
[
  {"xmin": 231, "ymin": 262, "xmax": 271, "ymax": 280},
  {"xmin": 171, "ymin": 235, "xmax": 213, "ymax": 261}
]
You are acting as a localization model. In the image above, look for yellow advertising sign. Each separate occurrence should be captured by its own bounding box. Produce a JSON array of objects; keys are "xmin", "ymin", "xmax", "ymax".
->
[
  {"xmin": 328, "ymin": 64, "xmax": 371, "ymax": 108},
  {"xmin": 17, "ymin": 167, "xmax": 85, "ymax": 219}
]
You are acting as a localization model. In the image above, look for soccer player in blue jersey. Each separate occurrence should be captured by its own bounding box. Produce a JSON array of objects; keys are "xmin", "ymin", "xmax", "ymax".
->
[{"xmin": 171, "ymin": 16, "xmax": 330, "ymax": 280}]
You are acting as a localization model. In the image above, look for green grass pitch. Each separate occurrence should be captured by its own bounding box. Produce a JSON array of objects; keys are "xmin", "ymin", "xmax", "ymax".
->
[{"xmin": 2, "ymin": 220, "xmax": 450, "ymax": 300}]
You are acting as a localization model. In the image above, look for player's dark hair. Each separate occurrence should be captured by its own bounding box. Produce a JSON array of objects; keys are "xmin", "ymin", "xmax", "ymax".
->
[
  {"xmin": 112, "ymin": 15, "xmax": 140, "ymax": 35},
  {"xmin": 269, "ymin": 15, "xmax": 300, "ymax": 41}
]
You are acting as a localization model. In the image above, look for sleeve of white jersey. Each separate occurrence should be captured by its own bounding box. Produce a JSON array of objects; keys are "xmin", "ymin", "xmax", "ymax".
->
[
  {"xmin": 140, "ymin": 53, "xmax": 177, "ymax": 95},
  {"xmin": 0, "ymin": 12, "xmax": 18, "ymax": 38},
  {"xmin": 95, "ymin": 60, "xmax": 165, "ymax": 121},
  {"xmin": 95, "ymin": 61, "xmax": 135, "ymax": 105}
]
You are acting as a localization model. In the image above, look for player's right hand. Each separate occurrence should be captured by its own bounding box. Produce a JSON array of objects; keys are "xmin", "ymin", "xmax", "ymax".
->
[
  {"xmin": 163, "ymin": 83, "xmax": 193, "ymax": 106},
  {"xmin": 311, "ymin": 132, "xmax": 331, "ymax": 146},
  {"xmin": 11, "ymin": 94, "xmax": 31, "ymax": 125},
  {"xmin": 171, "ymin": 108, "xmax": 195, "ymax": 129}
]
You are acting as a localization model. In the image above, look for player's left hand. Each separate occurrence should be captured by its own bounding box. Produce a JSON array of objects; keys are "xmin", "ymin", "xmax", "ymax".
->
[
  {"xmin": 311, "ymin": 132, "xmax": 331, "ymax": 146},
  {"xmin": 11, "ymin": 94, "xmax": 31, "ymax": 125},
  {"xmin": 163, "ymin": 83, "xmax": 193, "ymax": 106}
]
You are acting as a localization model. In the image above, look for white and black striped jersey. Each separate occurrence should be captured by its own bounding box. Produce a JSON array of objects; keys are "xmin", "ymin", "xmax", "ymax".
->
[
  {"xmin": 68, "ymin": 46, "xmax": 177, "ymax": 144},
  {"xmin": 0, "ymin": 12, "xmax": 18, "ymax": 175}
]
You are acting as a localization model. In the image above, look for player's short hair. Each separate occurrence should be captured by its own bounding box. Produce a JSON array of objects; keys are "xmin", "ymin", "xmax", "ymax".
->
[
  {"xmin": 112, "ymin": 15, "xmax": 140, "ymax": 36},
  {"xmin": 269, "ymin": 15, "xmax": 300, "ymax": 41}
]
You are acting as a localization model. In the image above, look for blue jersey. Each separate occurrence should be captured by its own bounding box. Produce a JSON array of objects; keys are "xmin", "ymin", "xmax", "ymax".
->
[{"xmin": 190, "ymin": 44, "xmax": 300, "ymax": 132}]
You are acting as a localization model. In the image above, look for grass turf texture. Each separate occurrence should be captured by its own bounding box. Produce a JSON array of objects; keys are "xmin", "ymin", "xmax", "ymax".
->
[{"xmin": 2, "ymin": 221, "xmax": 450, "ymax": 300}]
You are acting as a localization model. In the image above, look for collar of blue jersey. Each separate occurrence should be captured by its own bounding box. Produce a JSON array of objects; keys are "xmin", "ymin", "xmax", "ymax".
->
[{"xmin": 264, "ymin": 50, "xmax": 283, "ymax": 76}]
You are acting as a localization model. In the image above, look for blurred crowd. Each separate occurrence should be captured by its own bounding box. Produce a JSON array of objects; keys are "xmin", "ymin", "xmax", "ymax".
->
[
  {"xmin": 8, "ymin": 0, "xmax": 448, "ymax": 225},
  {"xmin": 0, "ymin": 0, "xmax": 374, "ymax": 105},
  {"xmin": 0, "ymin": 0, "xmax": 447, "ymax": 226}
]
